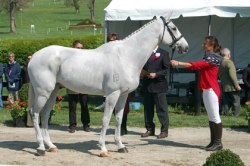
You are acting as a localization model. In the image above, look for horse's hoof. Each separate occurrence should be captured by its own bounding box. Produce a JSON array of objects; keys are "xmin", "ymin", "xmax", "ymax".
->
[
  {"xmin": 48, "ymin": 147, "xmax": 58, "ymax": 152},
  {"xmin": 118, "ymin": 147, "xmax": 128, "ymax": 153},
  {"xmin": 37, "ymin": 149, "xmax": 46, "ymax": 156},
  {"xmin": 99, "ymin": 151, "xmax": 109, "ymax": 157}
]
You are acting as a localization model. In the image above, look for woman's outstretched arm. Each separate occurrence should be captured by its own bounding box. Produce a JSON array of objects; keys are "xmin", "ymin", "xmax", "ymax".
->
[{"xmin": 171, "ymin": 60, "xmax": 192, "ymax": 68}]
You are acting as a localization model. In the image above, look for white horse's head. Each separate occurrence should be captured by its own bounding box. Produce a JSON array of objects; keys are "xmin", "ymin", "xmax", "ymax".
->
[{"xmin": 159, "ymin": 16, "xmax": 188, "ymax": 54}]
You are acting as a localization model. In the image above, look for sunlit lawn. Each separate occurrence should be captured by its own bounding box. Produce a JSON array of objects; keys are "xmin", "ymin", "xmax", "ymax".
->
[
  {"xmin": 0, "ymin": 0, "xmax": 111, "ymax": 40},
  {"xmin": 0, "ymin": 100, "xmax": 248, "ymax": 129}
]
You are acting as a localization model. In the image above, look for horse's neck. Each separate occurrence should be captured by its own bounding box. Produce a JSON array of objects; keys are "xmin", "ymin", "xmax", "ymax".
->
[{"xmin": 121, "ymin": 19, "xmax": 163, "ymax": 73}]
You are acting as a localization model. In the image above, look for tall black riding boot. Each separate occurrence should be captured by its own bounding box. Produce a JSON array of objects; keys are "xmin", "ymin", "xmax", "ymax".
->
[
  {"xmin": 205, "ymin": 121, "xmax": 214, "ymax": 149},
  {"xmin": 121, "ymin": 114, "xmax": 128, "ymax": 135},
  {"xmin": 206, "ymin": 123, "xmax": 223, "ymax": 151}
]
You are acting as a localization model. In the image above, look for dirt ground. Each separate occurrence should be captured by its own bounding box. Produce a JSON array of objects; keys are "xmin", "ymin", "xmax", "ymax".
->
[{"xmin": 0, "ymin": 124, "xmax": 249, "ymax": 166}]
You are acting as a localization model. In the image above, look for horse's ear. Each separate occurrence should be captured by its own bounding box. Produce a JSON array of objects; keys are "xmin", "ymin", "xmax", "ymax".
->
[{"xmin": 164, "ymin": 11, "xmax": 173, "ymax": 21}]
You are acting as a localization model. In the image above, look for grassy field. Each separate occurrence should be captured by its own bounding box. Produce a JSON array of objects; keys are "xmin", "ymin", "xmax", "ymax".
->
[
  {"xmin": 0, "ymin": 100, "xmax": 248, "ymax": 129},
  {"xmin": 0, "ymin": 0, "xmax": 111, "ymax": 40},
  {"xmin": 0, "ymin": 0, "xmax": 249, "ymax": 130}
]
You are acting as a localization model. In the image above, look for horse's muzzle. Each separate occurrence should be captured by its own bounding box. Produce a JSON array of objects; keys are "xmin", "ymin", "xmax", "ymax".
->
[{"xmin": 178, "ymin": 46, "xmax": 189, "ymax": 54}]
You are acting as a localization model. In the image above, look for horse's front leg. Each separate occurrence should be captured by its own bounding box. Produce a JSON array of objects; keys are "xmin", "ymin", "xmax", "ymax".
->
[
  {"xmin": 114, "ymin": 94, "xmax": 128, "ymax": 153},
  {"xmin": 99, "ymin": 90, "xmax": 120, "ymax": 157}
]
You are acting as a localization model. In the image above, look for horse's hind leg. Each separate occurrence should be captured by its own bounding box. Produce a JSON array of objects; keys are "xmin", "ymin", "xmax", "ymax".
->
[
  {"xmin": 31, "ymin": 94, "xmax": 51, "ymax": 156},
  {"xmin": 40, "ymin": 84, "xmax": 60, "ymax": 152},
  {"xmin": 99, "ymin": 90, "xmax": 121, "ymax": 157},
  {"xmin": 114, "ymin": 93, "xmax": 128, "ymax": 153}
]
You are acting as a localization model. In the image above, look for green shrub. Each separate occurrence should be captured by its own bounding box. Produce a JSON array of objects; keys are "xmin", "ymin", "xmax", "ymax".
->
[
  {"xmin": 19, "ymin": 83, "xmax": 30, "ymax": 101},
  {"xmin": 0, "ymin": 35, "xmax": 104, "ymax": 65},
  {"xmin": 204, "ymin": 149, "xmax": 245, "ymax": 166}
]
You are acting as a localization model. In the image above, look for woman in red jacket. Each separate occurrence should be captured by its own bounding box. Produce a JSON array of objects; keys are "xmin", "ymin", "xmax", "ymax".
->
[{"xmin": 171, "ymin": 36, "xmax": 223, "ymax": 151}]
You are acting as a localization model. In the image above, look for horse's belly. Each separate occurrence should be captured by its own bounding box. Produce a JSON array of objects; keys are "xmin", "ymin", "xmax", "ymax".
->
[{"xmin": 57, "ymin": 74, "xmax": 104, "ymax": 95}]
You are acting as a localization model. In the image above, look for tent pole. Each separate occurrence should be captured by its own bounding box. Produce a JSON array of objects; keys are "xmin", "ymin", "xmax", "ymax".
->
[
  {"xmin": 104, "ymin": 21, "xmax": 109, "ymax": 43},
  {"xmin": 232, "ymin": 17, "xmax": 235, "ymax": 62},
  {"xmin": 207, "ymin": 15, "xmax": 212, "ymax": 36}
]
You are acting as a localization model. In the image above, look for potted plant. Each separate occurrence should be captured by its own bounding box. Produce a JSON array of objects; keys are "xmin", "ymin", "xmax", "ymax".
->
[
  {"xmin": 6, "ymin": 100, "xmax": 28, "ymax": 127},
  {"xmin": 49, "ymin": 96, "xmax": 64, "ymax": 123}
]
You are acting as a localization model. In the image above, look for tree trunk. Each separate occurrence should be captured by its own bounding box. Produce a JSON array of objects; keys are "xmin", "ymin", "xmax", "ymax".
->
[
  {"xmin": 73, "ymin": 0, "xmax": 79, "ymax": 14},
  {"xmin": 9, "ymin": 0, "xmax": 16, "ymax": 33},
  {"xmin": 89, "ymin": 0, "xmax": 95, "ymax": 21}
]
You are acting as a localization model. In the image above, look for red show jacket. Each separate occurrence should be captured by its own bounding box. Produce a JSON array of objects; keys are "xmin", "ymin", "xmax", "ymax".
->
[{"xmin": 187, "ymin": 60, "xmax": 220, "ymax": 99}]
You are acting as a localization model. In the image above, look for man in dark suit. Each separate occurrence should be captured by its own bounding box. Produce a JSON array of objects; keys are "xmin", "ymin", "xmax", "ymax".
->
[
  {"xmin": 68, "ymin": 40, "xmax": 90, "ymax": 133},
  {"xmin": 141, "ymin": 47, "xmax": 170, "ymax": 139}
]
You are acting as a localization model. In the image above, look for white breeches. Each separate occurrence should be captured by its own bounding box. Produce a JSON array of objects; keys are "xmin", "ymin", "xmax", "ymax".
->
[{"xmin": 203, "ymin": 88, "xmax": 221, "ymax": 124}]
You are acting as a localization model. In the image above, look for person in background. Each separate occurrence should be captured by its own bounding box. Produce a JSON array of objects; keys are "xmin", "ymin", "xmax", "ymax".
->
[
  {"xmin": 22, "ymin": 55, "xmax": 33, "ymax": 127},
  {"xmin": 171, "ymin": 36, "xmax": 223, "ymax": 151},
  {"xmin": 4, "ymin": 52, "xmax": 21, "ymax": 104},
  {"xmin": 108, "ymin": 33, "xmax": 130, "ymax": 135},
  {"xmin": 243, "ymin": 64, "xmax": 250, "ymax": 105},
  {"xmin": 141, "ymin": 46, "xmax": 170, "ymax": 139},
  {"xmin": 0, "ymin": 63, "xmax": 3, "ymax": 110},
  {"xmin": 218, "ymin": 48, "xmax": 241, "ymax": 116},
  {"xmin": 68, "ymin": 40, "xmax": 90, "ymax": 133},
  {"xmin": 22, "ymin": 55, "xmax": 32, "ymax": 84},
  {"xmin": 107, "ymin": 33, "xmax": 119, "ymax": 42}
]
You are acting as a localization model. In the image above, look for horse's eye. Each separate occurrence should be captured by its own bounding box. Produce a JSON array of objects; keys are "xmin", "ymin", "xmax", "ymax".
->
[{"xmin": 172, "ymin": 27, "xmax": 177, "ymax": 31}]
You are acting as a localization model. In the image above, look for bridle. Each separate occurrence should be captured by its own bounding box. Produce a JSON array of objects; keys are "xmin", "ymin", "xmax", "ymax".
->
[
  {"xmin": 160, "ymin": 16, "xmax": 183, "ymax": 88},
  {"xmin": 160, "ymin": 16, "xmax": 183, "ymax": 49}
]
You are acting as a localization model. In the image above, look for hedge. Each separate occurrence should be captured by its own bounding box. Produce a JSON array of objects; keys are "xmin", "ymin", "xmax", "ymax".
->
[{"xmin": 0, "ymin": 35, "xmax": 104, "ymax": 65}]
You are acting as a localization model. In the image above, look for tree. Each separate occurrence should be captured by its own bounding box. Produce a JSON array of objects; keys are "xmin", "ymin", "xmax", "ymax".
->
[
  {"xmin": 87, "ymin": 0, "xmax": 95, "ymax": 21},
  {"xmin": 73, "ymin": 0, "xmax": 80, "ymax": 13},
  {"xmin": 64, "ymin": 0, "xmax": 80, "ymax": 13},
  {"xmin": 9, "ymin": 0, "xmax": 17, "ymax": 33},
  {"xmin": 0, "ymin": 0, "xmax": 32, "ymax": 33}
]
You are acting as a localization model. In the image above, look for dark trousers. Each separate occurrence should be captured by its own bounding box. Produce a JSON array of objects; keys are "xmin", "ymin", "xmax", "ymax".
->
[
  {"xmin": 68, "ymin": 94, "xmax": 90, "ymax": 128},
  {"xmin": 221, "ymin": 91, "xmax": 241, "ymax": 116},
  {"xmin": 245, "ymin": 87, "xmax": 250, "ymax": 101},
  {"xmin": 143, "ymin": 92, "xmax": 169, "ymax": 132}
]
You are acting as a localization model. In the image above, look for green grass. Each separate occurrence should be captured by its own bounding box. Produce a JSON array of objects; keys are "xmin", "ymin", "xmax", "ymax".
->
[
  {"xmin": 0, "ymin": 101, "xmax": 248, "ymax": 129},
  {"xmin": 0, "ymin": 0, "xmax": 111, "ymax": 40}
]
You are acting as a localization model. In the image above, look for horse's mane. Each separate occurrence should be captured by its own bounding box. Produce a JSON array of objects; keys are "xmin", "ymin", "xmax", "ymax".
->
[{"xmin": 122, "ymin": 18, "xmax": 157, "ymax": 41}]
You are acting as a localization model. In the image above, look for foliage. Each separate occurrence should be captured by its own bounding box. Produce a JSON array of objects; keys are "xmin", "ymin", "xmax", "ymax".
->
[
  {"xmin": 18, "ymin": 83, "xmax": 29, "ymax": 101},
  {"xmin": 50, "ymin": 96, "xmax": 64, "ymax": 117},
  {"xmin": 64, "ymin": 0, "xmax": 80, "ymax": 12},
  {"xmin": 75, "ymin": 18, "xmax": 102, "ymax": 27},
  {"xmin": 0, "ymin": 35, "xmax": 104, "ymax": 65},
  {"xmin": 72, "ymin": 0, "xmax": 80, "ymax": 12},
  {"xmin": 203, "ymin": 149, "xmax": 245, "ymax": 166},
  {"xmin": 0, "ymin": 0, "xmax": 111, "ymax": 39},
  {"xmin": 87, "ymin": 0, "xmax": 95, "ymax": 20},
  {"xmin": 0, "ymin": 0, "xmax": 33, "ymax": 13},
  {"xmin": 6, "ymin": 100, "xmax": 28, "ymax": 120},
  {"xmin": 244, "ymin": 105, "xmax": 250, "ymax": 120},
  {"xmin": 0, "ymin": 101, "xmax": 248, "ymax": 127}
]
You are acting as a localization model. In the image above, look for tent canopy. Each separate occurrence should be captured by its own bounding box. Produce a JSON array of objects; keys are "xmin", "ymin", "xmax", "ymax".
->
[
  {"xmin": 105, "ymin": 0, "xmax": 250, "ymax": 21},
  {"xmin": 104, "ymin": 0, "xmax": 250, "ymax": 70}
]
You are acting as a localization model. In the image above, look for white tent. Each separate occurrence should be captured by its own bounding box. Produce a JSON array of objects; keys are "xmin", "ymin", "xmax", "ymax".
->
[{"xmin": 104, "ymin": 0, "xmax": 250, "ymax": 69}]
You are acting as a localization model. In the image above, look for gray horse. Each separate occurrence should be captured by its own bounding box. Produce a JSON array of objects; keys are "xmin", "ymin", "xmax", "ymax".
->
[{"xmin": 28, "ymin": 16, "xmax": 188, "ymax": 157}]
